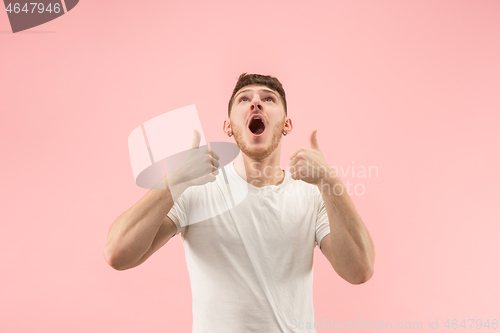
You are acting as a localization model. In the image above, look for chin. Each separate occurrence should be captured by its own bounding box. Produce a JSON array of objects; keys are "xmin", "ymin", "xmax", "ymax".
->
[{"xmin": 240, "ymin": 137, "xmax": 281, "ymax": 160}]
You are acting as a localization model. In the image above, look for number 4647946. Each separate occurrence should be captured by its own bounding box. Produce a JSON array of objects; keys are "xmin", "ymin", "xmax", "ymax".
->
[
  {"xmin": 444, "ymin": 319, "xmax": 498, "ymax": 329},
  {"xmin": 5, "ymin": 3, "xmax": 61, "ymax": 14}
]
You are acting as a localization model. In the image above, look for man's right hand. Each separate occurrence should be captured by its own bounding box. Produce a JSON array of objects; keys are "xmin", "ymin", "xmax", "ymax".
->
[{"xmin": 167, "ymin": 128, "xmax": 220, "ymax": 188}]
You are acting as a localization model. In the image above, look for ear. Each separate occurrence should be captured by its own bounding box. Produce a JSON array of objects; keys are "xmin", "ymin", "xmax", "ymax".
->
[
  {"xmin": 284, "ymin": 117, "xmax": 293, "ymax": 135},
  {"xmin": 222, "ymin": 118, "xmax": 231, "ymax": 135}
]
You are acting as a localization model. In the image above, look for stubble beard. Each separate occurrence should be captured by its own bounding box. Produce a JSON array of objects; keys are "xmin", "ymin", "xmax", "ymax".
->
[{"xmin": 232, "ymin": 118, "xmax": 284, "ymax": 161}]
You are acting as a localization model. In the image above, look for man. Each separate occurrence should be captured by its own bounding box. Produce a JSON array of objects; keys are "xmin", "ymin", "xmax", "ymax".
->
[{"xmin": 104, "ymin": 73, "xmax": 375, "ymax": 332}]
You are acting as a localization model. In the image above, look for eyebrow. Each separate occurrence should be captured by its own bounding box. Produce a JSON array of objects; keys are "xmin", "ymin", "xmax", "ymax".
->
[{"xmin": 234, "ymin": 88, "xmax": 279, "ymax": 99}]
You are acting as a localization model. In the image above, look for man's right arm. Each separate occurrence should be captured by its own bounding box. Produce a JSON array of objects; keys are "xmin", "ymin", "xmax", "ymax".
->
[
  {"xmin": 112, "ymin": 215, "xmax": 179, "ymax": 271},
  {"xmin": 103, "ymin": 148, "xmax": 219, "ymax": 271},
  {"xmin": 104, "ymin": 128, "xmax": 219, "ymax": 271},
  {"xmin": 103, "ymin": 177, "xmax": 187, "ymax": 271}
]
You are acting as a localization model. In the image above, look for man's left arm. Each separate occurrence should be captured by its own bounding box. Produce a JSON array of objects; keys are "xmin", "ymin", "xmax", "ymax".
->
[
  {"xmin": 289, "ymin": 129, "xmax": 375, "ymax": 285},
  {"xmin": 317, "ymin": 174, "xmax": 375, "ymax": 285}
]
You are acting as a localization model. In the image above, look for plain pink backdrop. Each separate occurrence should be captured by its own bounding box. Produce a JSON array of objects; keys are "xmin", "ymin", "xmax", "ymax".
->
[{"xmin": 1, "ymin": 0, "xmax": 499, "ymax": 332}]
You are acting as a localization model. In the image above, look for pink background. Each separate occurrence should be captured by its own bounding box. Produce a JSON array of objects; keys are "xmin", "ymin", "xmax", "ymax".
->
[{"xmin": 1, "ymin": 0, "xmax": 499, "ymax": 332}]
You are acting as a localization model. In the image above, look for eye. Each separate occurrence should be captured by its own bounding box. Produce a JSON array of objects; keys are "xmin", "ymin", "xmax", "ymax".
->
[
  {"xmin": 264, "ymin": 97, "xmax": 274, "ymax": 102},
  {"xmin": 240, "ymin": 97, "xmax": 249, "ymax": 102}
]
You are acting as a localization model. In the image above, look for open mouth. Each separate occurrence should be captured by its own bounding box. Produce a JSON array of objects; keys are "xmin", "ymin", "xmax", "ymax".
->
[{"xmin": 248, "ymin": 115, "xmax": 266, "ymax": 136}]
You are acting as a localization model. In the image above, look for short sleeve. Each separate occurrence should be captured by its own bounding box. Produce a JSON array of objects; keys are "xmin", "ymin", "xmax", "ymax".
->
[
  {"xmin": 166, "ymin": 187, "xmax": 192, "ymax": 236},
  {"xmin": 315, "ymin": 191, "xmax": 331, "ymax": 248}
]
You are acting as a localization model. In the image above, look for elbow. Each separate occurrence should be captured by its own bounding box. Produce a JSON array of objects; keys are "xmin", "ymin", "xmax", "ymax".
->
[
  {"xmin": 349, "ymin": 249, "xmax": 375, "ymax": 285},
  {"xmin": 103, "ymin": 246, "xmax": 128, "ymax": 271},
  {"xmin": 348, "ymin": 264, "xmax": 374, "ymax": 285}
]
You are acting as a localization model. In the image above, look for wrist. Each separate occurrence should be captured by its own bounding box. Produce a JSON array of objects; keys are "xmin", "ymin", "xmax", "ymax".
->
[
  {"xmin": 317, "ymin": 170, "xmax": 343, "ymax": 194},
  {"xmin": 317, "ymin": 167, "xmax": 338, "ymax": 185}
]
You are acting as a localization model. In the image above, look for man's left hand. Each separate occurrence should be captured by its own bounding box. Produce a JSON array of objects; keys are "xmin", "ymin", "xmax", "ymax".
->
[{"xmin": 289, "ymin": 129, "xmax": 334, "ymax": 186}]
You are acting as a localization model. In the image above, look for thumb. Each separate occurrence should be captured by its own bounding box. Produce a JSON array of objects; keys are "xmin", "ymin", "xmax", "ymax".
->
[
  {"xmin": 309, "ymin": 129, "xmax": 320, "ymax": 151},
  {"xmin": 190, "ymin": 128, "xmax": 201, "ymax": 149}
]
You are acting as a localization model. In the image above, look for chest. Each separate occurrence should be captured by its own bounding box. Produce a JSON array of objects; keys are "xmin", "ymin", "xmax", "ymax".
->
[{"xmin": 184, "ymin": 191, "xmax": 317, "ymax": 254}]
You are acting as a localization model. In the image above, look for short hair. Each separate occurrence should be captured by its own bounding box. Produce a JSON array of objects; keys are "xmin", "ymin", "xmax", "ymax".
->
[{"xmin": 228, "ymin": 73, "xmax": 287, "ymax": 117}]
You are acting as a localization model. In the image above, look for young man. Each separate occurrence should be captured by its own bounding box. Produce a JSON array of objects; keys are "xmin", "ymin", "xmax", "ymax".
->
[{"xmin": 104, "ymin": 73, "xmax": 375, "ymax": 333}]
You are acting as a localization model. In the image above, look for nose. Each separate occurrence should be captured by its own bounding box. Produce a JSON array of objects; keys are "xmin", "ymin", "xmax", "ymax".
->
[{"xmin": 250, "ymin": 98, "xmax": 262, "ymax": 111}]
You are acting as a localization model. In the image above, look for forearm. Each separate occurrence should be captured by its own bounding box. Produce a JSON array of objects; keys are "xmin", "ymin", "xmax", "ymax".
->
[
  {"xmin": 104, "ymin": 177, "xmax": 187, "ymax": 269},
  {"xmin": 318, "ymin": 175, "xmax": 375, "ymax": 283}
]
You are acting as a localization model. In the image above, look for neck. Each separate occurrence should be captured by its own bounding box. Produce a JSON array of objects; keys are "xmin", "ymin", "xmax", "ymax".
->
[{"xmin": 233, "ymin": 148, "xmax": 285, "ymax": 188}]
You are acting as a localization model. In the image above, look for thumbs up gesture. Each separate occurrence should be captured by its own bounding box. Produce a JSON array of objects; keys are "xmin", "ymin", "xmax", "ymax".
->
[
  {"xmin": 168, "ymin": 128, "xmax": 220, "ymax": 188},
  {"xmin": 289, "ymin": 130, "xmax": 332, "ymax": 186}
]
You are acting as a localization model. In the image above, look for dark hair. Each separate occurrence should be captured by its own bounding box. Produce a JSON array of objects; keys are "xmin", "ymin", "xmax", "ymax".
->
[{"xmin": 228, "ymin": 73, "xmax": 287, "ymax": 117}]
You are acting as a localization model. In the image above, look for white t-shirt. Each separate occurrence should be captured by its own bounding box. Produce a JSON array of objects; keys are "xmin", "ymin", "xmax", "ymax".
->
[{"xmin": 167, "ymin": 161, "xmax": 331, "ymax": 333}]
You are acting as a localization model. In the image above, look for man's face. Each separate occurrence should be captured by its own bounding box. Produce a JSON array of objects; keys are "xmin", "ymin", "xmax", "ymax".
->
[{"xmin": 228, "ymin": 84, "xmax": 286, "ymax": 160}]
